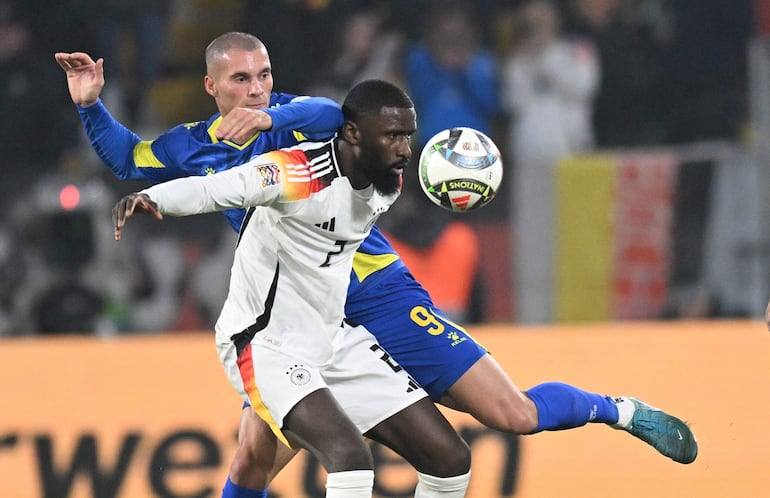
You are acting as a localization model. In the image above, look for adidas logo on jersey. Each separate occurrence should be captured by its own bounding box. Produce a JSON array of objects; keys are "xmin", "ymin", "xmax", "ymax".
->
[{"xmin": 315, "ymin": 218, "xmax": 336, "ymax": 231}]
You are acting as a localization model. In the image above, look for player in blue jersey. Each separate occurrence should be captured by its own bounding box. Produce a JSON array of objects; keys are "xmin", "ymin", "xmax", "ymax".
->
[
  {"xmin": 58, "ymin": 31, "xmax": 697, "ymax": 498},
  {"xmin": 55, "ymin": 38, "xmax": 342, "ymax": 232}
]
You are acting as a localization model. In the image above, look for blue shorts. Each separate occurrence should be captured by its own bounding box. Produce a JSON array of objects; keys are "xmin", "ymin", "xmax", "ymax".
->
[{"xmin": 343, "ymin": 265, "xmax": 487, "ymax": 401}]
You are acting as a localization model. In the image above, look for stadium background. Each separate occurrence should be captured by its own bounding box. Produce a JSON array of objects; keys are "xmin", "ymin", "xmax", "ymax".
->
[{"xmin": 2, "ymin": 0, "xmax": 770, "ymax": 496}]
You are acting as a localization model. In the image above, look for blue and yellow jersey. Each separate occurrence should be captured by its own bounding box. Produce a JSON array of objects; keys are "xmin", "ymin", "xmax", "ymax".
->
[
  {"xmin": 344, "ymin": 225, "xmax": 409, "ymax": 319},
  {"xmin": 79, "ymin": 92, "xmax": 407, "ymax": 307},
  {"xmin": 80, "ymin": 93, "xmax": 342, "ymax": 230}
]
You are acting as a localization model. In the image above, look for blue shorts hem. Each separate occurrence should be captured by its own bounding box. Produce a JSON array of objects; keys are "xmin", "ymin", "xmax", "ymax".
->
[{"xmin": 423, "ymin": 348, "xmax": 487, "ymax": 401}]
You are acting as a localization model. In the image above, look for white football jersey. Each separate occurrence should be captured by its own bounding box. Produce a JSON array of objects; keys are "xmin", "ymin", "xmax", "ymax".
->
[{"xmin": 142, "ymin": 138, "xmax": 399, "ymax": 362}]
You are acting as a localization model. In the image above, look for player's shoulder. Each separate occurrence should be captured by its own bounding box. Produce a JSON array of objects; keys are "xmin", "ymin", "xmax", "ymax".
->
[
  {"xmin": 270, "ymin": 92, "xmax": 335, "ymax": 109},
  {"xmin": 277, "ymin": 138, "xmax": 337, "ymax": 173},
  {"xmin": 257, "ymin": 138, "xmax": 340, "ymax": 190},
  {"xmin": 148, "ymin": 114, "xmax": 231, "ymax": 169},
  {"xmin": 270, "ymin": 92, "xmax": 300, "ymax": 107},
  {"xmin": 360, "ymin": 225, "xmax": 398, "ymax": 254},
  {"xmin": 162, "ymin": 117, "xmax": 213, "ymax": 141},
  {"xmin": 159, "ymin": 113, "xmax": 244, "ymax": 152}
]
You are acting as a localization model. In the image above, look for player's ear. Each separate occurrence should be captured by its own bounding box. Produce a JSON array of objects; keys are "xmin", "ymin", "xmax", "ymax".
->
[
  {"xmin": 341, "ymin": 121, "xmax": 360, "ymax": 144},
  {"xmin": 204, "ymin": 75, "xmax": 217, "ymax": 97}
]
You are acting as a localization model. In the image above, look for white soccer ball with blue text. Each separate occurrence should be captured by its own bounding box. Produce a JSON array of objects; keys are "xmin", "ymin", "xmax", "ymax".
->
[{"xmin": 418, "ymin": 127, "xmax": 503, "ymax": 212}]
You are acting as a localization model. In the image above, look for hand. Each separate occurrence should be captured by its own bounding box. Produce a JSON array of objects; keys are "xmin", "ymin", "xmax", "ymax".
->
[
  {"xmin": 54, "ymin": 52, "xmax": 105, "ymax": 107},
  {"xmin": 112, "ymin": 193, "xmax": 163, "ymax": 241},
  {"xmin": 216, "ymin": 107, "xmax": 273, "ymax": 145}
]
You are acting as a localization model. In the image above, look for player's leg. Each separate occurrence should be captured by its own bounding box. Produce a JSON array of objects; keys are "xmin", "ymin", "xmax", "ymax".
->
[
  {"xmin": 365, "ymin": 397, "xmax": 471, "ymax": 497},
  {"xmin": 330, "ymin": 324, "xmax": 471, "ymax": 497},
  {"xmin": 222, "ymin": 406, "xmax": 298, "ymax": 498},
  {"xmin": 219, "ymin": 339, "xmax": 375, "ymax": 497},
  {"xmin": 353, "ymin": 286, "xmax": 697, "ymax": 464},
  {"xmin": 366, "ymin": 397, "xmax": 470, "ymax": 476},
  {"xmin": 443, "ymin": 358, "xmax": 697, "ymax": 463},
  {"xmin": 281, "ymin": 388, "xmax": 374, "ymax": 471},
  {"xmin": 440, "ymin": 354, "xmax": 621, "ymax": 433},
  {"xmin": 438, "ymin": 353, "xmax": 538, "ymax": 433},
  {"xmin": 282, "ymin": 388, "xmax": 375, "ymax": 497},
  {"xmin": 384, "ymin": 304, "xmax": 615, "ymax": 434}
]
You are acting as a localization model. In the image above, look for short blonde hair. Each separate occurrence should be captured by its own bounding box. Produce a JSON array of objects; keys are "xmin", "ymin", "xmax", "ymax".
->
[{"xmin": 205, "ymin": 32, "xmax": 265, "ymax": 71}]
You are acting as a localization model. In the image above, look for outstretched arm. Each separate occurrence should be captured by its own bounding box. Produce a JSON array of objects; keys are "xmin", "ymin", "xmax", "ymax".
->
[
  {"xmin": 113, "ymin": 157, "xmax": 285, "ymax": 240},
  {"xmin": 56, "ymin": 51, "xmax": 146, "ymax": 180}
]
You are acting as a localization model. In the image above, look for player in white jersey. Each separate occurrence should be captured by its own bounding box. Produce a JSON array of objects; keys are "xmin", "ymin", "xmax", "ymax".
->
[{"xmin": 113, "ymin": 80, "xmax": 471, "ymax": 498}]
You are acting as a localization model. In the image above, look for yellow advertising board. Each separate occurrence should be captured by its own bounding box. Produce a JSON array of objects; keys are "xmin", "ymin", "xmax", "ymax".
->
[{"xmin": 1, "ymin": 321, "xmax": 768, "ymax": 497}]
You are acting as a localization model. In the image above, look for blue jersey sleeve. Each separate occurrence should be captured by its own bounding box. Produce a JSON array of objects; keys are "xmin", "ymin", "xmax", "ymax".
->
[
  {"xmin": 77, "ymin": 92, "xmax": 341, "ymax": 231},
  {"xmin": 263, "ymin": 95, "xmax": 342, "ymax": 140},
  {"xmin": 134, "ymin": 122, "xmax": 227, "ymax": 182},
  {"xmin": 78, "ymin": 99, "xmax": 144, "ymax": 180}
]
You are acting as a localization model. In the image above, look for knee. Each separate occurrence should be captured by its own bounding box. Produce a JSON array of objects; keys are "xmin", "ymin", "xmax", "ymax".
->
[
  {"xmin": 445, "ymin": 440, "xmax": 472, "ymax": 476},
  {"xmin": 479, "ymin": 394, "xmax": 539, "ymax": 435},
  {"xmin": 314, "ymin": 436, "xmax": 374, "ymax": 473},
  {"xmin": 228, "ymin": 445, "xmax": 252, "ymax": 483},
  {"xmin": 229, "ymin": 419, "xmax": 282, "ymax": 488},
  {"xmin": 229, "ymin": 437, "xmax": 272, "ymax": 485},
  {"xmin": 423, "ymin": 437, "xmax": 471, "ymax": 477}
]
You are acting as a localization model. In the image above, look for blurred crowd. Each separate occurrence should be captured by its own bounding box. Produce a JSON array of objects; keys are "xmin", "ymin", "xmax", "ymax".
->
[{"xmin": 0, "ymin": 0, "xmax": 757, "ymax": 335}]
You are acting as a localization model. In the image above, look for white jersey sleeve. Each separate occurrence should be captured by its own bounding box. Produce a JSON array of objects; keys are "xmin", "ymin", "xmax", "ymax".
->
[{"xmin": 141, "ymin": 156, "xmax": 284, "ymax": 216}]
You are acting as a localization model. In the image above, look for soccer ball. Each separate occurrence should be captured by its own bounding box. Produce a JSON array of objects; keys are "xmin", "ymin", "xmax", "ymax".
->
[{"xmin": 418, "ymin": 127, "xmax": 503, "ymax": 212}]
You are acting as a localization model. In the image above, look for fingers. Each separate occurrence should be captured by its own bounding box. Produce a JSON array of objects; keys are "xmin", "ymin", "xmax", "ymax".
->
[
  {"xmin": 54, "ymin": 52, "xmax": 96, "ymax": 72},
  {"xmin": 54, "ymin": 53, "xmax": 71, "ymax": 71},
  {"xmin": 67, "ymin": 52, "xmax": 97, "ymax": 65},
  {"xmin": 112, "ymin": 196, "xmax": 134, "ymax": 241},
  {"xmin": 112, "ymin": 193, "xmax": 163, "ymax": 241},
  {"xmin": 216, "ymin": 108, "xmax": 271, "ymax": 144}
]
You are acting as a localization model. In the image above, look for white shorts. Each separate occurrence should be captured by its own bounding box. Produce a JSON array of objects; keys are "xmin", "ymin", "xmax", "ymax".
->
[{"xmin": 217, "ymin": 321, "xmax": 428, "ymax": 446}]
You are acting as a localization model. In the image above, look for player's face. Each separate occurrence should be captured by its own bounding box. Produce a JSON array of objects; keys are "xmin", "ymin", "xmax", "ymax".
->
[
  {"xmin": 357, "ymin": 107, "xmax": 416, "ymax": 195},
  {"xmin": 204, "ymin": 47, "xmax": 274, "ymax": 116}
]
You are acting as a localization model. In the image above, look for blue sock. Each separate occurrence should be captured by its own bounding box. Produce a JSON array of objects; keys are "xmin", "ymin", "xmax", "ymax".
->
[
  {"xmin": 222, "ymin": 476, "xmax": 269, "ymax": 498},
  {"xmin": 526, "ymin": 382, "xmax": 619, "ymax": 432}
]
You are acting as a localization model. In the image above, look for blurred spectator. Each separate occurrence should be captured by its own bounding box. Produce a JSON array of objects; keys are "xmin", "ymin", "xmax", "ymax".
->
[
  {"xmin": 663, "ymin": 0, "xmax": 752, "ymax": 143},
  {"xmin": 88, "ymin": 0, "xmax": 172, "ymax": 128},
  {"xmin": 402, "ymin": 0, "xmax": 500, "ymax": 149},
  {"xmin": 0, "ymin": 1, "xmax": 81, "ymax": 207},
  {"xmin": 189, "ymin": 225, "xmax": 238, "ymax": 327},
  {"xmin": 658, "ymin": 0, "xmax": 751, "ymax": 320},
  {"xmin": 4, "ymin": 0, "xmax": 93, "ymax": 54},
  {"xmin": 0, "ymin": 219, "xmax": 26, "ymax": 335},
  {"xmin": 563, "ymin": 0, "xmax": 671, "ymax": 146},
  {"xmin": 243, "ymin": 0, "xmax": 344, "ymax": 94},
  {"xmin": 306, "ymin": 5, "xmax": 404, "ymax": 103},
  {"xmin": 377, "ymin": 167, "xmax": 485, "ymax": 324},
  {"xmin": 9, "ymin": 173, "xmax": 184, "ymax": 335},
  {"xmin": 564, "ymin": 0, "xmax": 750, "ymax": 146},
  {"xmin": 502, "ymin": 0, "xmax": 599, "ymax": 323}
]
